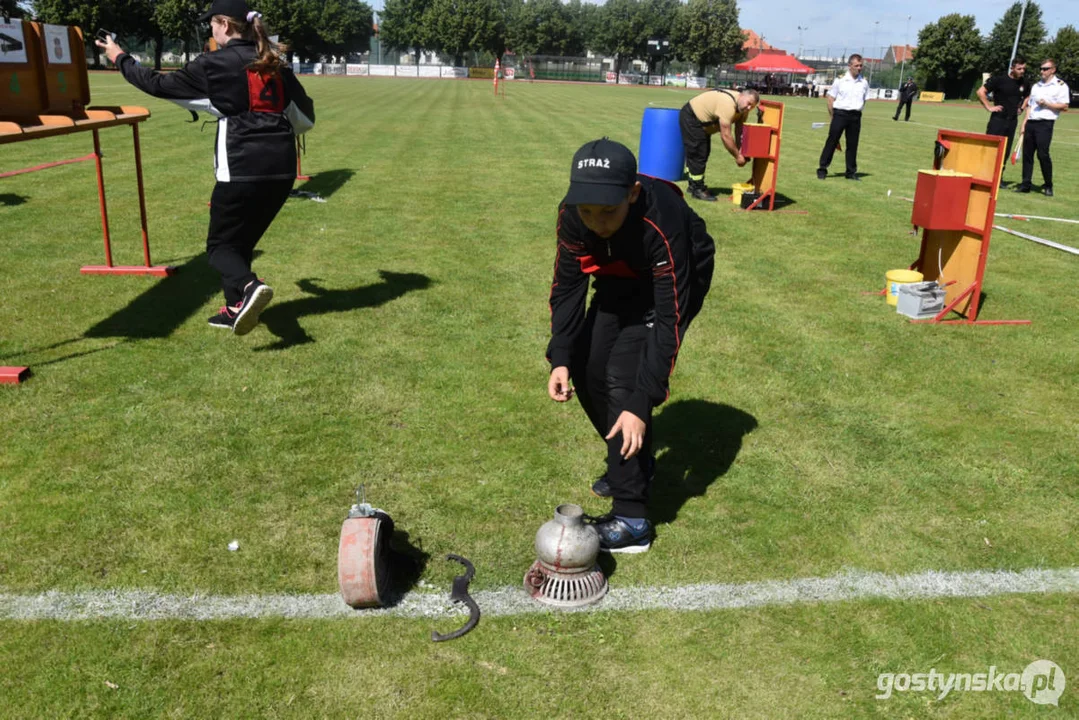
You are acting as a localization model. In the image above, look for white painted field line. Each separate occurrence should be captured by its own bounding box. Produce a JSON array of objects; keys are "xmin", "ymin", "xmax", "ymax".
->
[{"xmin": 3, "ymin": 567, "xmax": 1078, "ymax": 621}]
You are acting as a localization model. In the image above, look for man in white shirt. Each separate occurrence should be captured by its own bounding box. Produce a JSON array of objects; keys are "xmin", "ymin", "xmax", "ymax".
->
[
  {"xmin": 1016, "ymin": 58, "xmax": 1070, "ymax": 197},
  {"xmin": 817, "ymin": 54, "xmax": 869, "ymax": 181}
]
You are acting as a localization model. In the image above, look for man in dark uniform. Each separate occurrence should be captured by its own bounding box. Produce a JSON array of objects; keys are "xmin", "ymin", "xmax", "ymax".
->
[
  {"xmin": 678, "ymin": 87, "xmax": 759, "ymax": 201},
  {"xmin": 893, "ymin": 78, "xmax": 918, "ymax": 121},
  {"xmin": 547, "ymin": 139, "xmax": 715, "ymax": 553},
  {"xmin": 977, "ymin": 57, "xmax": 1029, "ymax": 171}
]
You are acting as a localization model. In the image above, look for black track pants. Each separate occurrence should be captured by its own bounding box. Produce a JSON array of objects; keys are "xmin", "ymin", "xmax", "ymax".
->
[
  {"xmin": 569, "ymin": 305, "xmax": 654, "ymax": 518},
  {"xmin": 207, "ymin": 179, "xmax": 294, "ymax": 306},
  {"xmin": 818, "ymin": 109, "xmax": 862, "ymax": 176},
  {"xmin": 986, "ymin": 114, "xmax": 1018, "ymax": 167},
  {"xmin": 1022, "ymin": 120, "xmax": 1055, "ymax": 189},
  {"xmin": 680, "ymin": 104, "xmax": 711, "ymax": 183},
  {"xmin": 894, "ymin": 97, "xmax": 913, "ymax": 121}
]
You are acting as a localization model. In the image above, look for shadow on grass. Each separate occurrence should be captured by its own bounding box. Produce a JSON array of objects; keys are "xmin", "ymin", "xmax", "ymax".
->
[
  {"xmin": 256, "ymin": 270, "xmax": 432, "ymax": 351},
  {"xmin": 770, "ymin": 192, "xmax": 798, "ymax": 209},
  {"xmin": 1, "ymin": 194, "xmax": 28, "ymax": 207},
  {"xmin": 83, "ymin": 252, "xmax": 221, "ymax": 339},
  {"xmin": 294, "ymin": 169, "xmax": 354, "ymax": 199},
  {"xmin": 383, "ymin": 528, "xmax": 430, "ymax": 606},
  {"xmin": 649, "ymin": 399, "xmax": 758, "ymax": 527}
]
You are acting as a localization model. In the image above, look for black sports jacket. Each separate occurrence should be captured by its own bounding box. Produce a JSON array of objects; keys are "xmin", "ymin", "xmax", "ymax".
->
[
  {"xmin": 116, "ymin": 40, "xmax": 315, "ymax": 182},
  {"xmin": 547, "ymin": 176, "xmax": 715, "ymax": 420}
]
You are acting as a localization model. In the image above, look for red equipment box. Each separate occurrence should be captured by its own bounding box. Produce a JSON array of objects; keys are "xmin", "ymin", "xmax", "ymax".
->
[
  {"xmin": 740, "ymin": 123, "xmax": 772, "ymax": 158},
  {"xmin": 911, "ymin": 170, "xmax": 973, "ymax": 231}
]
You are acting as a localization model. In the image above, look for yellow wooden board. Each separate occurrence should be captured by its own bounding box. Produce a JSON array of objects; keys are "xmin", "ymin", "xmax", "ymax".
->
[
  {"xmin": 917, "ymin": 131, "xmax": 1005, "ymax": 318},
  {"xmin": 35, "ymin": 24, "xmax": 90, "ymax": 113},
  {"xmin": 749, "ymin": 100, "xmax": 784, "ymax": 206},
  {"xmin": 0, "ymin": 20, "xmax": 48, "ymax": 117}
]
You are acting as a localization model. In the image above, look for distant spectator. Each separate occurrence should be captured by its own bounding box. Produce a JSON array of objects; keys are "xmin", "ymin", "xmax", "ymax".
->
[{"xmin": 893, "ymin": 78, "xmax": 918, "ymax": 122}]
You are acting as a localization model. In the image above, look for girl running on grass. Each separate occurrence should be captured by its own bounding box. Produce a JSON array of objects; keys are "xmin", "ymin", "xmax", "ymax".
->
[{"xmin": 97, "ymin": 0, "xmax": 315, "ymax": 336}]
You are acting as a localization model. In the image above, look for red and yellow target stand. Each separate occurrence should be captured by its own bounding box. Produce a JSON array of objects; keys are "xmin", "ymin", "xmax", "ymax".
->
[
  {"xmin": 901, "ymin": 130, "xmax": 1029, "ymax": 325},
  {"xmin": 1, "ymin": 21, "xmax": 172, "ymax": 384},
  {"xmin": 737, "ymin": 99, "xmax": 784, "ymax": 211}
]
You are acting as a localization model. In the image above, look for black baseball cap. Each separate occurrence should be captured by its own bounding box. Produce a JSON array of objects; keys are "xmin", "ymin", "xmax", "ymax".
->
[
  {"xmin": 565, "ymin": 138, "xmax": 637, "ymax": 207},
  {"xmin": 198, "ymin": 0, "xmax": 250, "ymax": 22}
]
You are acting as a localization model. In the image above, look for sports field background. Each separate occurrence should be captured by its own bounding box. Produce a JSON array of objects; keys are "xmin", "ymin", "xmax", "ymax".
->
[{"xmin": 1, "ymin": 75, "xmax": 1077, "ymax": 717}]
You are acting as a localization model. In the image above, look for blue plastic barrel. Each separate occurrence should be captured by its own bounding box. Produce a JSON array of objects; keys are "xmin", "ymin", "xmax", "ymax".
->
[{"xmin": 638, "ymin": 107, "xmax": 684, "ymax": 182}]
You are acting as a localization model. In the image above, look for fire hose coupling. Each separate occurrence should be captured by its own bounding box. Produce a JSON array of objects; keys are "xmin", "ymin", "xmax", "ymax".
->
[{"xmin": 431, "ymin": 554, "xmax": 480, "ymax": 642}]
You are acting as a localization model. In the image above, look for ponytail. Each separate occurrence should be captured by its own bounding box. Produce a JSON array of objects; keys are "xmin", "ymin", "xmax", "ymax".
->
[{"xmin": 215, "ymin": 12, "xmax": 285, "ymax": 73}]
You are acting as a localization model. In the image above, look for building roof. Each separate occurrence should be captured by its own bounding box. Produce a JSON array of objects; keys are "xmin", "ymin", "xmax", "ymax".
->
[
  {"xmin": 742, "ymin": 29, "xmax": 786, "ymax": 59},
  {"xmin": 890, "ymin": 45, "xmax": 915, "ymax": 62}
]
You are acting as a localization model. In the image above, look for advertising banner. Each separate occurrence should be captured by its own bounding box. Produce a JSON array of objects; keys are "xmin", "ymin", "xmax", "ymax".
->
[
  {"xmin": 605, "ymin": 71, "xmax": 617, "ymax": 83},
  {"xmin": 418, "ymin": 65, "xmax": 440, "ymax": 78},
  {"xmin": 395, "ymin": 65, "xmax": 419, "ymax": 77},
  {"xmin": 648, "ymin": 75, "xmax": 663, "ymax": 86},
  {"xmin": 346, "ymin": 64, "xmax": 369, "ymax": 76},
  {"xmin": 687, "ymin": 76, "xmax": 708, "ymax": 89},
  {"xmin": 618, "ymin": 73, "xmax": 640, "ymax": 85},
  {"xmin": 370, "ymin": 64, "xmax": 395, "ymax": 76},
  {"xmin": 441, "ymin": 66, "xmax": 468, "ymax": 78},
  {"xmin": 470, "ymin": 67, "xmax": 495, "ymax": 79},
  {"xmin": 505, "ymin": 67, "xmax": 515, "ymax": 80},
  {"xmin": 919, "ymin": 91, "xmax": 945, "ymax": 103}
]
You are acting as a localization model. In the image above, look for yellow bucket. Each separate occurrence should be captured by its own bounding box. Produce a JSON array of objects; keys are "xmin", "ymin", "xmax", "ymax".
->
[
  {"xmin": 731, "ymin": 182, "xmax": 754, "ymax": 205},
  {"xmin": 885, "ymin": 269, "xmax": 924, "ymax": 306}
]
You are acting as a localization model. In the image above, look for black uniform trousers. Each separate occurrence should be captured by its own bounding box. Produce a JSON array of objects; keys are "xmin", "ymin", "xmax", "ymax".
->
[
  {"xmin": 569, "ymin": 305, "xmax": 655, "ymax": 519},
  {"xmin": 207, "ymin": 179, "xmax": 294, "ymax": 307},
  {"xmin": 893, "ymin": 96, "xmax": 913, "ymax": 121},
  {"xmin": 679, "ymin": 103, "xmax": 711, "ymax": 182},
  {"xmin": 818, "ymin": 109, "xmax": 862, "ymax": 177},
  {"xmin": 1021, "ymin": 120, "xmax": 1055, "ymax": 190},
  {"xmin": 986, "ymin": 114, "xmax": 1019, "ymax": 168}
]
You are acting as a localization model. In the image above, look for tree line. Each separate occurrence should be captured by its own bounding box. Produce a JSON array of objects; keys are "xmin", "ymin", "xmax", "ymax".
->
[
  {"xmin": 7, "ymin": 0, "xmax": 376, "ymax": 68},
  {"xmin": 6, "ymin": 0, "xmax": 745, "ymax": 75},
  {"xmin": 913, "ymin": 1, "xmax": 1077, "ymax": 98}
]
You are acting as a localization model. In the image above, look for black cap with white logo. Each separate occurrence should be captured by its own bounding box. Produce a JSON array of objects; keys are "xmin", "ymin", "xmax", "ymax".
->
[
  {"xmin": 565, "ymin": 138, "xmax": 637, "ymax": 207},
  {"xmin": 199, "ymin": 0, "xmax": 250, "ymax": 22}
]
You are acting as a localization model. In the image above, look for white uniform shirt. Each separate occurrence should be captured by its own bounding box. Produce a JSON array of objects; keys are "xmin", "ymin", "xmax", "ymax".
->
[
  {"xmin": 828, "ymin": 72, "xmax": 869, "ymax": 111},
  {"xmin": 1028, "ymin": 77, "xmax": 1070, "ymax": 121}
]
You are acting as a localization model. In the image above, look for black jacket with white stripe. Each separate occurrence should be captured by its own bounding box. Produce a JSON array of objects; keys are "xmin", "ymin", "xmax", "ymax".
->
[
  {"xmin": 116, "ymin": 40, "xmax": 315, "ymax": 183},
  {"xmin": 548, "ymin": 176, "xmax": 715, "ymax": 420}
]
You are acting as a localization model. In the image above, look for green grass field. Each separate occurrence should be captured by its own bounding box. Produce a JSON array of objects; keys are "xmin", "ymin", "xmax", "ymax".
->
[{"xmin": 1, "ymin": 74, "xmax": 1077, "ymax": 717}]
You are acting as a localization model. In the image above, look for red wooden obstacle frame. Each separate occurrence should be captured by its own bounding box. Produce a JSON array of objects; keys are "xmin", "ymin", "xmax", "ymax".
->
[
  {"xmin": 1, "ymin": 21, "xmax": 174, "ymax": 383},
  {"xmin": 739, "ymin": 99, "xmax": 784, "ymax": 211},
  {"xmin": 905, "ymin": 129, "xmax": 1029, "ymax": 325}
]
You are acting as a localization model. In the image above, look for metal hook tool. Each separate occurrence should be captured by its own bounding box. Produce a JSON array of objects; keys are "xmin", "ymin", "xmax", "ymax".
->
[{"xmin": 431, "ymin": 554, "xmax": 480, "ymax": 642}]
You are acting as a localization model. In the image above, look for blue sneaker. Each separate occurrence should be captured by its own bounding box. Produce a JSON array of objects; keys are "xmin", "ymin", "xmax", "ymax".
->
[
  {"xmin": 590, "ymin": 456, "xmax": 656, "ymax": 498},
  {"xmin": 588, "ymin": 514, "xmax": 653, "ymax": 554}
]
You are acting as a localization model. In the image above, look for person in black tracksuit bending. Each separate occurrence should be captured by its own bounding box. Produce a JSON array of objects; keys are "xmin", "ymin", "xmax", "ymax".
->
[
  {"xmin": 97, "ymin": 0, "xmax": 315, "ymax": 336},
  {"xmin": 547, "ymin": 139, "xmax": 715, "ymax": 554}
]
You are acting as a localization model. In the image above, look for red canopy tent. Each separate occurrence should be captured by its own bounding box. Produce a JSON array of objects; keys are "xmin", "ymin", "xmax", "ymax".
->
[{"xmin": 734, "ymin": 53, "xmax": 814, "ymax": 74}]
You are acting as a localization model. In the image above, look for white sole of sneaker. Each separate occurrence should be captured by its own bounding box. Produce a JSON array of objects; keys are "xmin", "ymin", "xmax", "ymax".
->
[
  {"xmin": 600, "ymin": 542, "xmax": 652, "ymax": 554},
  {"xmin": 232, "ymin": 285, "xmax": 274, "ymax": 336}
]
